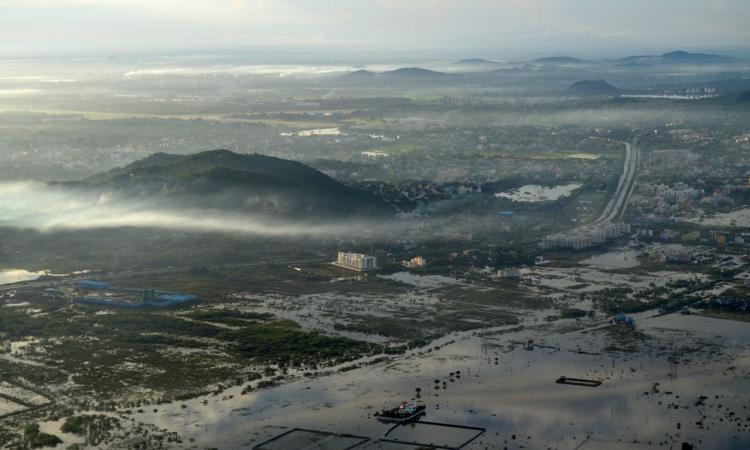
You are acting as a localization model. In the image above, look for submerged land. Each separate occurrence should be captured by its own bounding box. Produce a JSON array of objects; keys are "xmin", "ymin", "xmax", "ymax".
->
[{"xmin": 1, "ymin": 49, "xmax": 750, "ymax": 449}]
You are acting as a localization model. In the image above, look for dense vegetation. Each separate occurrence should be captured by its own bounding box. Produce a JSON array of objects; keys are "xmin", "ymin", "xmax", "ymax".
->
[
  {"xmin": 23, "ymin": 424, "xmax": 61, "ymax": 449},
  {"xmin": 63, "ymin": 149, "xmax": 393, "ymax": 219}
]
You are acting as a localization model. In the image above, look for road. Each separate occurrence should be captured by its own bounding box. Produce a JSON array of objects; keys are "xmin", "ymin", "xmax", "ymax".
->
[
  {"xmin": 539, "ymin": 136, "xmax": 641, "ymax": 248},
  {"xmin": 593, "ymin": 138, "xmax": 640, "ymax": 225},
  {"xmin": 0, "ymin": 258, "xmax": 328, "ymax": 293},
  {"xmin": 616, "ymin": 139, "xmax": 641, "ymax": 221}
]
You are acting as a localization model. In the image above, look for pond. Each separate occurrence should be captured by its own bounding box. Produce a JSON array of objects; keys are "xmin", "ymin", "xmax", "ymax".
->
[
  {"xmin": 495, "ymin": 183, "xmax": 582, "ymax": 203},
  {"xmin": 581, "ymin": 249, "xmax": 641, "ymax": 269},
  {"xmin": 379, "ymin": 271, "xmax": 465, "ymax": 289},
  {"xmin": 689, "ymin": 207, "xmax": 750, "ymax": 227}
]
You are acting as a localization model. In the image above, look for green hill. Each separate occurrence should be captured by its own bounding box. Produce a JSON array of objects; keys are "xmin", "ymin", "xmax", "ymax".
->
[
  {"xmin": 67, "ymin": 150, "xmax": 394, "ymax": 219},
  {"xmin": 568, "ymin": 79, "xmax": 621, "ymax": 95}
]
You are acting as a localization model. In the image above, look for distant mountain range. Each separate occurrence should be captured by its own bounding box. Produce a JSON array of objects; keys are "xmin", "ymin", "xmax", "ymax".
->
[
  {"xmin": 335, "ymin": 50, "xmax": 736, "ymax": 88},
  {"xmin": 532, "ymin": 56, "xmax": 590, "ymax": 65},
  {"xmin": 342, "ymin": 67, "xmax": 449, "ymax": 81},
  {"xmin": 65, "ymin": 150, "xmax": 393, "ymax": 219},
  {"xmin": 568, "ymin": 79, "xmax": 621, "ymax": 95},
  {"xmin": 616, "ymin": 50, "xmax": 732, "ymax": 65},
  {"xmin": 340, "ymin": 50, "xmax": 734, "ymax": 79}
]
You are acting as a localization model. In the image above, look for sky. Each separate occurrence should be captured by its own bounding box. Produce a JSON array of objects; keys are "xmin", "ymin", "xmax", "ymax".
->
[{"xmin": 2, "ymin": 0, "xmax": 749, "ymax": 58}]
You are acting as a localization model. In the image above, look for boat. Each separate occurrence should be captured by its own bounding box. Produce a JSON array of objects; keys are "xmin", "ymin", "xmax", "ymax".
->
[
  {"xmin": 375, "ymin": 401, "xmax": 426, "ymax": 424},
  {"xmin": 556, "ymin": 376, "xmax": 602, "ymax": 387}
]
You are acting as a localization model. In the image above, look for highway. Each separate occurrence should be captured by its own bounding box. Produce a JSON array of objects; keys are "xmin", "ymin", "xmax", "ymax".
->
[
  {"xmin": 616, "ymin": 139, "xmax": 641, "ymax": 221},
  {"xmin": 539, "ymin": 136, "xmax": 641, "ymax": 248},
  {"xmin": 0, "ymin": 258, "xmax": 328, "ymax": 293},
  {"xmin": 593, "ymin": 138, "xmax": 640, "ymax": 225}
]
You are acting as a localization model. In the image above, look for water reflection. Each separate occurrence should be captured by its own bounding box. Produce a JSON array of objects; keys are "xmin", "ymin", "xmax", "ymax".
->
[
  {"xmin": 581, "ymin": 249, "xmax": 641, "ymax": 269},
  {"xmin": 495, "ymin": 184, "xmax": 582, "ymax": 203},
  {"xmin": 130, "ymin": 314, "xmax": 750, "ymax": 449}
]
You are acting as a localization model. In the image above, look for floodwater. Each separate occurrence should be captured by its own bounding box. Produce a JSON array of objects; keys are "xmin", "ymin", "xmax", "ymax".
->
[
  {"xmin": 280, "ymin": 128, "xmax": 342, "ymax": 137},
  {"xmin": 620, "ymin": 94, "xmax": 718, "ymax": 100},
  {"xmin": 130, "ymin": 314, "xmax": 750, "ymax": 449},
  {"xmin": 581, "ymin": 249, "xmax": 641, "ymax": 269},
  {"xmin": 379, "ymin": 271, "xmax": 466, "ymax": 289},
  {"xmin": 0, "ymin": 269, "xmax": 47, "ymax": 286},
  {"xmin": 690, "ymin": 207, "xmax": 750, "ymax": 227},
  {"xmin": 495, "ymin": 184, "xmax": 582, "ymax": 203},
  {"xmin": 525, "ymin": 265, "xmax": 703, "ymax": 296},
  {"xmin": 564, "ymin": 153, "xmax": 600, "ymax": 160}
]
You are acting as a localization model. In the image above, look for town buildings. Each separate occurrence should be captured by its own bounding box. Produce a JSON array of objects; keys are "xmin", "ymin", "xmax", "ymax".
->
[
  {"xmin": 334, "ymin": 252, "xmax": 379, "ymax": 271},
  {"xmin": 541, "ymin": 222, "xmax": 631, "ymax": 250},
  {"xmin": 402, "ymin": 256, "xmax": 427, "ymax": 269}
]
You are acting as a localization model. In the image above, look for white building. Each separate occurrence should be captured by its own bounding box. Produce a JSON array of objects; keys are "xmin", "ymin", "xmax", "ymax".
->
[
  {"xmin": 402, "ymin": 256, "xmax": 427, "ymax": 269},
  {"xmin": 334, "ymin": 252, "xmax": 379, "ymax": 271},
  {"xmin": 540, "ymin": 222, "xmax": 631, "ymax": 250}
]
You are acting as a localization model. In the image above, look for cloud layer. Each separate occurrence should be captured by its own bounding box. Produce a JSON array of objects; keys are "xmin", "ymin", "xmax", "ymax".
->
[{"xmin": 1, "ymin": 0, "xmax": 748, "ymax": 57}]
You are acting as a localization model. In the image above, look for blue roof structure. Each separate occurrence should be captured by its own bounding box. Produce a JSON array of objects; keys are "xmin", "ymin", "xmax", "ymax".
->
[{"xmin": 76, "ymin": 280, "xmax": 111, "ymax": 290}]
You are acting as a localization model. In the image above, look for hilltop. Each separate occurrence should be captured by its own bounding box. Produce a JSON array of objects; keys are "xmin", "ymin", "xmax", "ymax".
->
[
  {"xmin": 617, "ymin": 50, "xmax": 732, "ymax": 65},
  {"xmin": 381, "ymin": 67, "xmax": 448, "ymax": 78},
  {"xmin": 568, "ymin": 79, "xmax": 621, "ymax": 95},
  {"xmin": 344, "ymin": 69, "xmax": 376, "ymax": 78},
  {"xmin": 66, "ymin": 150, "xmax": 394, "ymax": 219},
  {"xmin": 341, "ymin": 67, "xmax": 451, "ymax": 84}
]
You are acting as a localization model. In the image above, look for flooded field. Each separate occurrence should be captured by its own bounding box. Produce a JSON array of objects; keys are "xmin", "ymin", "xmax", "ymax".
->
[
  {"xmin": 226, "ymin": 271, "xmax": 526, "ymax": 343},
  {"xmin": 280, "ymin": 127, "xmax": 342, "ymax": 137},
  {"xmin": 3, "ymin": 252, "xmax": 748, "ymax": 449},
  {"xmin": 495, "ymin": 184, "xmax": 582, "ymax": 203},
  {"xmin": 523, "ymin": 264, "xmax": 703, "ymax": 296},
  {"xmin": 581, "ymin": 249, "xmax": 641, "ymax": 269},
  {"xmin": 379, "ymin": 271, "xmax": 467, "ymax": 289},
  {"xmin": 128, "ymin": 312, "xmax": 750, "ymax": 449},
  {"xmin": 690, "ymin": 207, "xmax": 750, "ymax": 227}
]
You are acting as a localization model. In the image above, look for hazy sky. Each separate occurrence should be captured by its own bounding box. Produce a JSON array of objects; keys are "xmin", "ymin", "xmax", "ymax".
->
[{"xmin": 3, "ymin": 0, "xmax": 749, "ymax": 57}]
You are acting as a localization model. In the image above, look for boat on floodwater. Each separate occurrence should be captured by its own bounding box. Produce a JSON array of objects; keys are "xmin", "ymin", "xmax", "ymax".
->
[
  {"xmin": 375, "ymin": 401, "xmax": 426, "ymax": 424},
  {"xmin": 556, "ymin": 376, "xmax": 602, "ymax": 387}
]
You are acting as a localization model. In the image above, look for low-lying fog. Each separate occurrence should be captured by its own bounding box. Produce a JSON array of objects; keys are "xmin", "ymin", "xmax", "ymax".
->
[{"xmin": 0, "ymin": 181, "xmax": 389, "ymax": 237}]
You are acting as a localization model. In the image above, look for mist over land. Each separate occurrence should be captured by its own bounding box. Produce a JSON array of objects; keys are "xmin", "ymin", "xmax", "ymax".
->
[
  {"xmin": 0, "ymin": 181, "xmax": 380, "ymax": 237},
  {"xmin": 2, "ymin": 2, "xmax": 750, "ymax": 449}
]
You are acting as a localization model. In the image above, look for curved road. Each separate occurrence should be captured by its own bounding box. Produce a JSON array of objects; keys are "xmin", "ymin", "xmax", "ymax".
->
[
  {"xmin": 540, "ymin": 137, "xmax": 641, "ymax": 248},
  {"xmin": 594, "ymin": 139, "xmax": 640, "ymax": 225}
]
